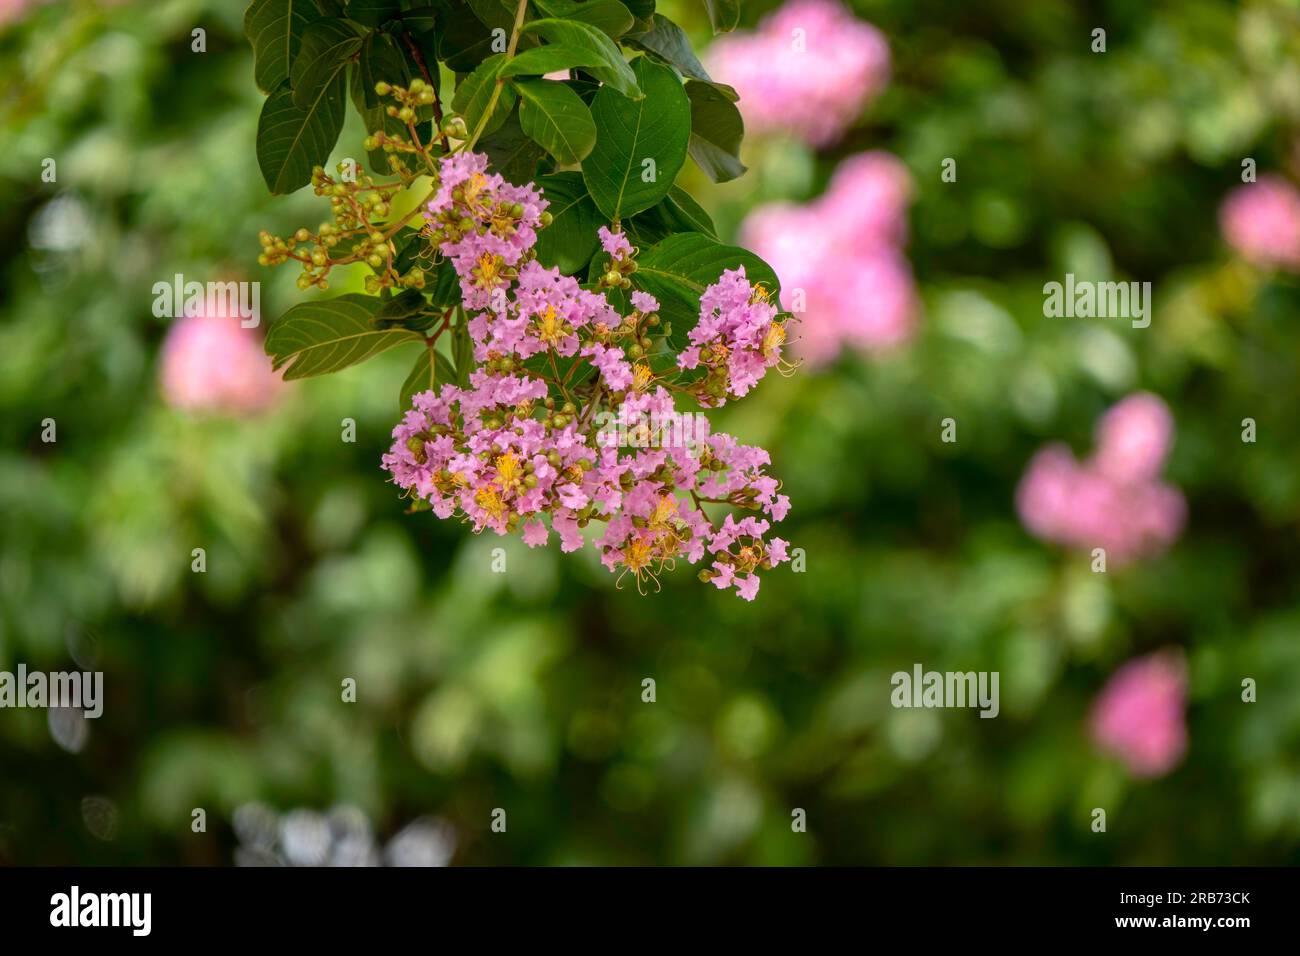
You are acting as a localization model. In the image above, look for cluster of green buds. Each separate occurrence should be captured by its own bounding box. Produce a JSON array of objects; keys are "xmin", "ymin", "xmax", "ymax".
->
[
  {"xmin": 596, "ymin": 248, "xmax": 637, "ymax": 291},
  {"xmin": 363, "ymin": 80, "xmax": 469, "ymax": 170},
  {"xmin": 256, "ymin": 157, "xmax": 429, "ymax": 292}
]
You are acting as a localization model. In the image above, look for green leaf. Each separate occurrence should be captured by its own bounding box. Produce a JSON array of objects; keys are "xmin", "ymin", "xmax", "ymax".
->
[
  {"xmin": 345, "ymin": 0, "xmax": 401, "ymax": 27},
  {"xmin": 534, "ymin": 172, "xmax": 603, "ymax": 274},
  {"xmin": 514, "ymin": 79, "xmax": 597, "ymax": 166},
  {"xmin": 245, "ymin": 0, "xmax": 319, "ymax": 94},
  {"xmin": 291, "ymin": 19, "xmax": 363, "ymax": 109},
  {"xmin": 437, "ymin": 0, "xmax": 515, "ymax": 72},
  {"xmin": 399, "ymin": 346, "xmax": 454, "ymax": 408},
  {"xmin": 266, "ymin": 294, "xmax": 423, "ymax": 379},
  {"xmin": 452, "ymin": 323, "xmax": 474, "ymax": 387},
  {"xmin": 583, "ymin": 57, "xmax": 690, "ymax": 221},
  {"xmin": 521, "ymin": 18, "xmax": 640, "ymax": 99},
  {"xmin": 532, "ymin": 0, "xmax": 635, "ymax": 39},
  {"xmin": 466, "ymin": 0, "xmax": 516, "ymax": 30},
  {"xmin": 623, "ymin": 0, "xmax": 656, "ymax": 19},
  {"xmin": 256, "ymin": 77, "xmax": 347, "ymax": 195},
  {"xmin": 633, "ymin": 232, "xmax": 781, "ymax": 348},
  {"xmin": 477, "ymin": 107, "xmax": 548, "ymax": 182},
  {"xmin": 453, "ymin": 53, "xmax": 517, "ymax": 140},
  {"xmin": 631, "ymin": 14, "xmax": 710, "ymax": 81},
  {"xmin": 629, "ymin": 185, "xmax": 717, "ymax": 245},
  {"xmin": 499, "ymin": 43, "xmax": 609, "ymax": 79},
  {"xmin": 375, "ymin": 289, "xmax": 438, "ymax": 332},
  {"xmin": 350, "ymin": 32, "xmax": 416, "ymax": 172},
  {"xmin": 701, "ymin": 0, "xmax": 740, "ymax": 34},
  {"xmin": 684, "ymin": 79, "xmax": 746, "ymax": 183}
]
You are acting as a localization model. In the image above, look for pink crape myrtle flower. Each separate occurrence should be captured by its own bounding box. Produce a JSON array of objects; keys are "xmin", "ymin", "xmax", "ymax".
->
[
  {"xmin": 396, "ymin": 154, "xmax": 795, "ymax": 599},
  {"xmin": 708, "ymin": 0, "xmax": 889, "ymax": 147},
  {"xmin": 159, "ymin": 310, "xmax": 285, "ymax": 415},
  {"xmin": 1090, "ymin": 650, "xmax": 1188, "ymax": 778},
  {"xmin": 1016, "ymin": 393, "xmax": 1185, "ymax": 565},
  {"xmin": 1219, "ymin": 175, "xmax": 1300, "ymax": 271},
  {"xmin": 741, "ymin": 151, "xmax": 918, "ymax": 363}
]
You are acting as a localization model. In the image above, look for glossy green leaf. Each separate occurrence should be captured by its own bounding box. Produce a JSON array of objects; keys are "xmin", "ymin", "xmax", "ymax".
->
[
  {"xmin": 583, "ymin": 57, "xmax": 690, "ymax": 221},
  {"xmin": 534, "ymin": 172, "xmax": 604, "ymax": 274},
  {"xmin": 453, "ymin": 53, "xmax": 517, "ymax": 140},
  {"xmin": 532, "ymin": 0, "xmax": 635, "ymax": 39},
  {"xmin": 477, "ymin": 107, "xmax": 548, "ymax": 182},
  {"xmin": 399, "ymin": 346, "xmax": 455, "ymax": 408},
  {"xmin": 245, "ymin": 0, "xmax": 319, "ymax": 93},
  {"xmin": 515, "ymin": 79, "xmax": 597, "ymax": 166},
  {"xmin": 685, "ymin": 79, "xmax": 746, "ymax": 183},
  {"xmin": 256, "ymin": 76, "xmax": 347, "ymax": 194},
  {"xmin": 499, "ymin": 44, "xmax": 609, "ymax": 79},
  {"xmin": 266, "ymin": 294, "xmax": 422, "ymax": 379},
  {"xmin": 350, "ymin": 32, "xmax": 417, "ymax": 172},
  {"xmin": 631, "ymin": 14, "xmax": 710, "ymax": 81},
  {"xmin": 521, "ymin": 18, "xmax": 640, "ymax": 99},
  {"xmin": 291, "ymin": 19, "xmax": 363, "ymax": 109}
]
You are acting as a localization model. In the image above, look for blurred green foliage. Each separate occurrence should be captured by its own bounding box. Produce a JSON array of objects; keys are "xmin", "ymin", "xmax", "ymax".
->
[{"xmin": 1, "ymin": 0, "xmax": 1299, "ymax": 865}]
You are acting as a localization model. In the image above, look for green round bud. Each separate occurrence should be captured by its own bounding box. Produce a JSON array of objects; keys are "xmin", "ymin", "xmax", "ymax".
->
[{"xmin": 375, "ymin": 81, "xmax": 391, "ymax": 96}]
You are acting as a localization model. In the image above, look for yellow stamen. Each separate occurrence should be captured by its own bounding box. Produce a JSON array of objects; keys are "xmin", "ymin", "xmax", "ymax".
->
[
  {"xmin": 475, "ymin": 252, "xmax": 501, "ymax": 288},
  {"xmin": 536, "ymin": 305, "xmax": 564, "ymax": 345},
  {"xmin": 475, "ymin": 484, "xmax": 506, "ymax": 521},
  {"xmin": 623, "ymin": 536, "xmax": 654, "ymax": 572},
  {"xmin": 494, "ymin": 452, "xmax": 520, "ymax": 489},
  {"xmin": 762, "ymin": 321, "xmax": 786, "ymax": 359},
  {"xmin": 632, "ymin": 362, "xmax": 654, "ymax": 392}
]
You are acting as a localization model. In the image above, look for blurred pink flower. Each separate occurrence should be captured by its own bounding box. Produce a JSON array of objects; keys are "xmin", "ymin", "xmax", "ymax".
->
[
  {"xmin": 741, "ymin": 151, "xmax": 918, "ymax": 363},
  {"xmin": 159, "ymin": 312, "xmax": 285, "ymax": 416},
  {"xmin": 1016, "ymin": 393, "xmax": 1185, "ymax": 564},
  {"xmin": 707, "ymin": 0, "xmax": 889, "ymax": 147},
  {"xmin": 1093, "ymin": 391, "xmax": 1174, "ymax": 483},
  {"xmin": 1090, "ymin": 650, "xmax": 1188, "ymax": 778},
  {"xmin": 1219, "ymin": 175, "xmax": 1300, "ymax": 270}
]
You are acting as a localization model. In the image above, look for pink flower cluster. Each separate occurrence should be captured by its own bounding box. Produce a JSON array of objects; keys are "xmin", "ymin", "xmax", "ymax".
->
[
  {"xmin": 677, "ymin": 266, "xmax": 786, "ymax": 404},
  {"xmin": 424, "ymin": 151, "xmax": 549, "ymax": 311},
  {"xmin": 741, "ymin": 151, "xmax": 918, "ymax": 364},
  {"xmin": 1016, "ymin": 393, "xmax": 1185, "ymax": 565},
  {"xmin": 1089, "ymin": 650, "xmax": 1188, "ymax": 778},
  {"xmin": 1219, "ymin": 174, "xmax": 1300, "ymax": 271},
  {"xmin": 383, "ymin": 153, "xmax": 793, "ymax": 599},
  {"xmin": 159, "ymin": 311, "xmax": 285, "ymax": 416},
  {"xmin": 707, "ymin": 0, "xmax": 889, "ymax": 147}
]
